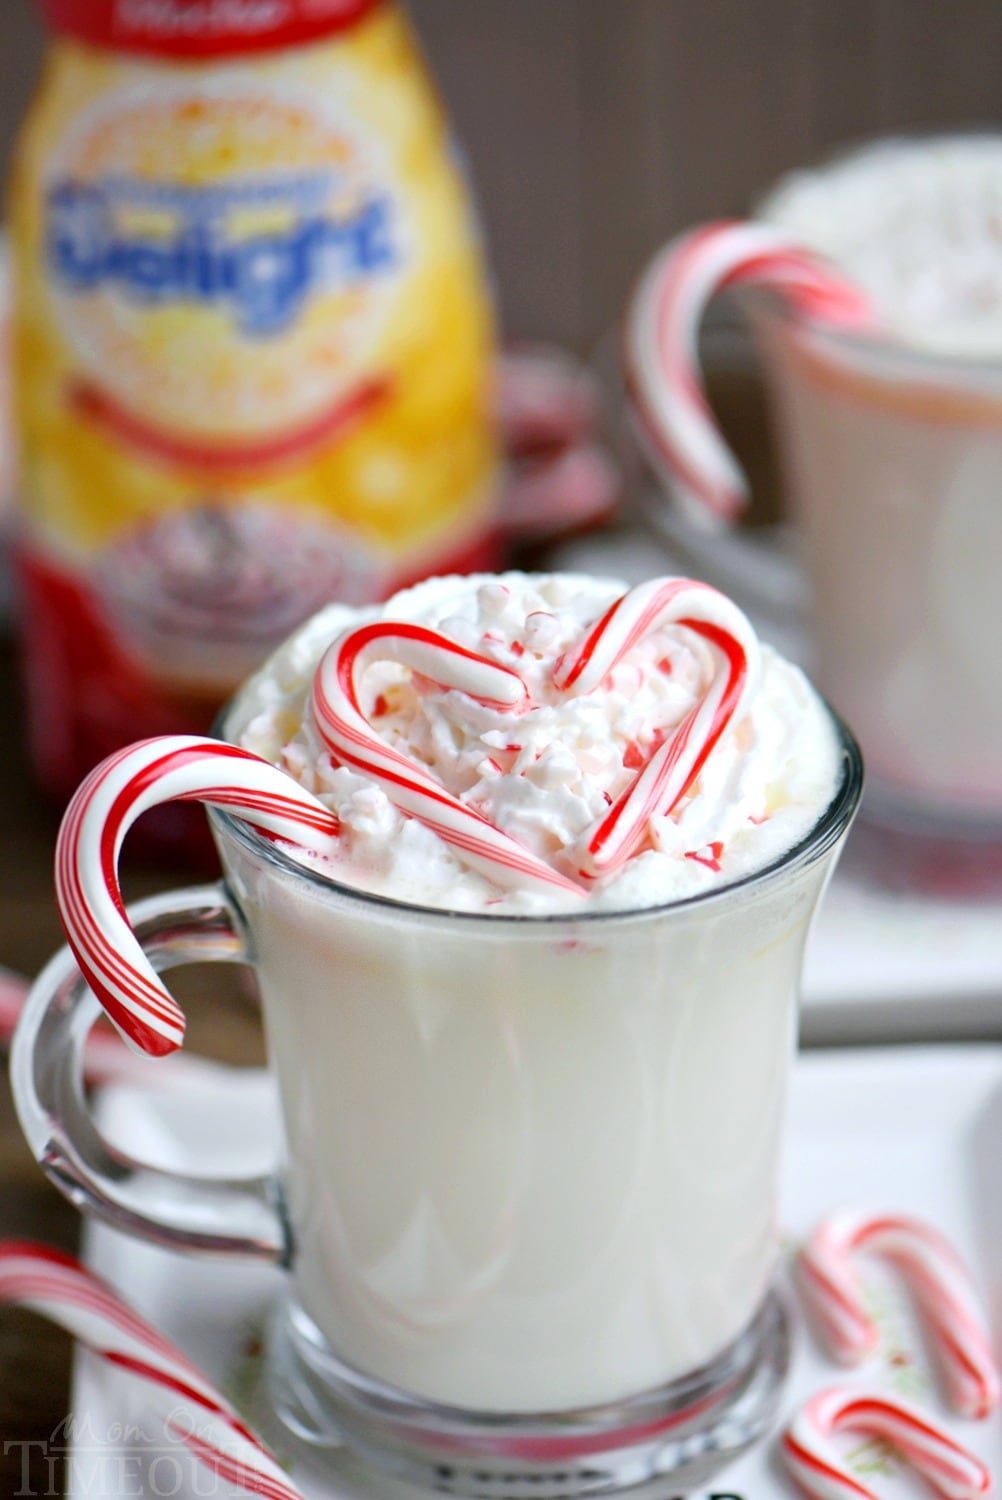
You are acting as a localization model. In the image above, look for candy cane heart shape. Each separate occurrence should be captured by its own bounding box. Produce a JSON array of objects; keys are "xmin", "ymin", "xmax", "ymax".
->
[
  {"xmin": 311, "ymin": 620, "xmax": 584, "ymax": 898},
  {"xmin": 781, "ymin": 1387, "xmax": 992, "ymax": 1500},
  {"xmin": 798, "ymin": 1211, "xmax": 1001, "ymax": 1420},
  {"xmin": 56, "ymin": 735, "xmax": 342, "ymax": 1058},
  {"xmin": 554, "ymin": 577, "xmax": 761, "ymax": 880},
  {"xmin": 623, "ymin": 219, "xmax": 877, "ymax": 527},
  {"xmin": 0, "ymin": 1241, "xmax": 305, "ymax": 1500}
]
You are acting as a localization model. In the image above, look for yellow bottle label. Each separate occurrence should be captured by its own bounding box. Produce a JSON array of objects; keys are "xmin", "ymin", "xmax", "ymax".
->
[{"xmin": 10, "ymin": 5, "xmax": 498, "ymax": 793}]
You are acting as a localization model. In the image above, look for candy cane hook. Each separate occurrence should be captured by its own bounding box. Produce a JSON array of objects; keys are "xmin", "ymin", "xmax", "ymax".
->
[
  {"xmin": 623, "ymin": 220, "xmax": 876, "ymax": 527},
  {"xmin": 554, "ymin": 576, "xmax": 760, "ymax": 878},
  {"xmin": 782, "ymin": 1387, "xmax": 991, "ymax": 1500},
  {"xmin": 311, "ymin": 620, "xmax": 584, "ymax": 898},
  {"xmin": 56, "ymin": 735, "xmax": 341, "ymax": 1057},
  {"xmin": 798, "ymin": 1211, "xmax": 1000, "ymax": 1420}
]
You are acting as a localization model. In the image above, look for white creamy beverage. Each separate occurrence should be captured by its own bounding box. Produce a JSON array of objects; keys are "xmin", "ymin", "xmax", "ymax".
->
[
  {"xmin": 215, "ymin": 572, "xmax": 846, "ymax": 1412},
  {"xmin": 755, "ymin": 138, "xmax": 1002, "ymax": 832}
]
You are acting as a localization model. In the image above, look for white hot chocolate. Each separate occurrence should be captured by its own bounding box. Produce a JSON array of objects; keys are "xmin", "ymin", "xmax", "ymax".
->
[
  {"xmin": 755, "ymin": 139, "xmax": 1002, "ymax": 823},
  {"xmin": 218, "ymin": 572, "xmax": 846, "ymax": 1410}
]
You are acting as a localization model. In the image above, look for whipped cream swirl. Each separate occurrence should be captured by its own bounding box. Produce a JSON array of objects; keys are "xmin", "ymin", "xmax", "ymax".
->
[{"xmin": 229, "ymin": 572, "xmax": 841, "ymax": 913}]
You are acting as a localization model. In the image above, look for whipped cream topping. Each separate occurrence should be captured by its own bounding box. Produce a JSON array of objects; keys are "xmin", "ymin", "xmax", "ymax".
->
[
  {"xmin": 759, "ymin": 136, "xmax": 1002, "ymax": 357},
  {"xmin": 229, "ymin": 572, "xmax": 841, "ymax": 913}
]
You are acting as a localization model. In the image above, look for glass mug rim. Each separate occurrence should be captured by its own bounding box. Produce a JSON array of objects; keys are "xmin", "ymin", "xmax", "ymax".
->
[
  {"xmin": 752, "ymin": 128, "xmax": 1002, "ymax": 380},
  {"xmin": 211, "ymin": 698, "xmax": 863, "ymax": 929},
  {"xmin": 754, "ymin": 293, "xmax": 1002, "ymax": 385}
]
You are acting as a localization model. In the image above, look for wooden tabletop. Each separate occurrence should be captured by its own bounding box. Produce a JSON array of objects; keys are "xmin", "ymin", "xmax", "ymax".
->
[{"xmin": 0, "ymin": 633, "xmax": 265, "ymax": 1498}]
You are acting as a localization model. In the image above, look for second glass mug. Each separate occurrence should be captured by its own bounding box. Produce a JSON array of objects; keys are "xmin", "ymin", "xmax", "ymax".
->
[
  {"xmin": 12, "ymin": 705, "xmax": 861, "ymax": 1497},
  {"xmin": 628, "ymin": 136, "xmax": 1002, "ymax": 896}
]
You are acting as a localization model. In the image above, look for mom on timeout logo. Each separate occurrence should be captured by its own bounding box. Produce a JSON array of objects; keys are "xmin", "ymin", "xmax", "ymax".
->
[
  {"xmin": 5, "ymin": 1414, "xmax": 753, "ymax": 1498},
  {"xmin": 5, "ymin": 1408, "xmax": 265, "ymax": 1497}
]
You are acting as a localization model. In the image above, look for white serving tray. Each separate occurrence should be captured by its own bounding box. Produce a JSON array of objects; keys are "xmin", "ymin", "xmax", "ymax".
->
[{"xmin": 69, "ymin": 1045, "xmax": 1002, "ymax": 1499}]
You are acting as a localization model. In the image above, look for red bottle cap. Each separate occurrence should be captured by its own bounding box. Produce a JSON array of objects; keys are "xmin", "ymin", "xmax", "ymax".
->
[{"xmin": 38, "ymin": 0, "xmax": 384, "ymax": 59}]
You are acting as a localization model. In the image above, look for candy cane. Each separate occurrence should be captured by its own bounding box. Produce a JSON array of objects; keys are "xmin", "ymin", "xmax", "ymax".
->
[
  {"xmin": 623, "ymin": 219, "xmax": 877, "ymax": 526},
  {"xmin": 2, "ymin": 964, "xmax": 231, "ymax": 1090},
  {"xmin": 311, "ymin": 620, "xmax": 584, "ymax": 898},
  {"xmin": 798, "ymin": 1211, "xmax": 1000, "ymax": 1420},
  {"xmin": 781, "ymin": 1387, "xmax": 991, "ymax": 1500},
  {"xmin": 553, "ymin": 577, "xmax": 760, "ymax": 879},
  {"xmin": 55, "ymin": 736, "xmax": 341, "ymax": 1058},
  {"xmin": 0, "ymin": 1241, "xmax": 303, "ymax": 1500},
  {"xmin": 0, "ymin": 964, "xmax": 189, "ymax": 1088}
]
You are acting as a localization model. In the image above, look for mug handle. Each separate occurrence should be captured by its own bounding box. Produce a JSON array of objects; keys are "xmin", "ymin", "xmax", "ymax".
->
[
  {"xmin": 622, "ymin": 218, "xmax": 874, "ymax": 528},
  {"xmin": 10, "ymin": 882, "xmax": 290, "ymax": 1263}
]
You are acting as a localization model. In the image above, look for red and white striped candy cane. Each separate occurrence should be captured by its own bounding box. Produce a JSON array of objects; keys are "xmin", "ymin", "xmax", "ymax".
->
[
  {"xmin": 56, "ymin": 735, "xmax": 341, "ymax": 1058},
  {"xmin": 781, "ymin": 1387, "xmax": 991, "ymax": 1500},
  {"xmin": 798, "ymin": 1210, "xmax": 1001, "ymax": 1420},
  {"xmin": 623, "ymin": 219, "xmax": 877, "ymax": 526},
  {"xmin": 0, "ymin": 964, "xmax": 204, "ymax": 1089},
  {"xmin": 311, "ymin": 620, "xmax": 584, "ymax": 898},
  {"xmin": 553, "ymin": 577, "xmax": 760, "ymax": 879},
  {"xmin": 0, "ymin": 1241, "xmax": 303, "ymax": 1500}
]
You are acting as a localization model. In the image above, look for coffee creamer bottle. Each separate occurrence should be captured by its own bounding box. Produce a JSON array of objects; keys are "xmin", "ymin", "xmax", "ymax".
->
[{"xmin": 10, "ymin": 0, "xmax": 498, "ymax": 836}]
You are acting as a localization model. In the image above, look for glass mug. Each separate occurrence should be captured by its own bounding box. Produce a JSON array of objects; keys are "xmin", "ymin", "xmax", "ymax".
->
[
  {"xmin": 630, "ymin": 136, "xmax": 1002, "ymax": 897},
  {"xmin": 13, "ymin": 701, "xmax": 861, "ymax": 1497}
]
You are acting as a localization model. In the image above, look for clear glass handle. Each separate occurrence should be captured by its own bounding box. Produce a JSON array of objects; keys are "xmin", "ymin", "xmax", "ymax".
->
[{"xmin": 10, "ymin": 884, "xmax": 290, "ymax": 1264}]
